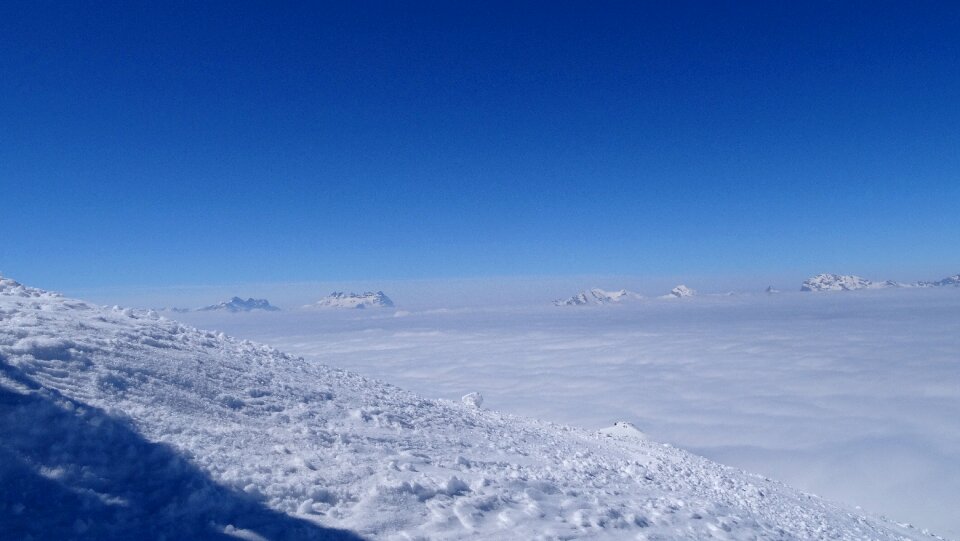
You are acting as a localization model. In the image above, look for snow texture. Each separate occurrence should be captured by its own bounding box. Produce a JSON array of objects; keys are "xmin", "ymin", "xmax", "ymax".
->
[
  {"xmin": 308, "ymin": 292, "xmax": 394, "ymax": 309},
  {"xmin": 0, "ymin": 275, "xmax": 939, "ymax": 540}
]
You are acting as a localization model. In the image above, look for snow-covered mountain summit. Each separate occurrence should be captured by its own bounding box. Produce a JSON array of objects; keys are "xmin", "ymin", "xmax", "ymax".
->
[
  {"xmin": 801, "ymin": 274, "xmax": 881, "ymax": 292},
  {"xmin": 0, "ymin": 277, "xmax": 932, "ymax": 540},
  {"xmin": 801, "ymin": 272, "xmax": 960, "ymax": 292},
  {"xmin": 308, "ymin": 291, "xmax": 394, "ymax": 309},
  {"xmin": 197, "ymin": 296, "xmax": 280, "ymax": 313},
  {"xmin": 933, "ymin": 274, "xmax": 960, "ymax": 287},
  {"xmin": 553, "ymin": 288, "xmax": 637, "ymax": 306},
  {"xmin": 664, "ymin": 284, "xmax": 696, "ymax": 298}
]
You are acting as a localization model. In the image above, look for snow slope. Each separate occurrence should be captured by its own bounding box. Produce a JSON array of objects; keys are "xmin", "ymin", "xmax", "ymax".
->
[{"xmin": 0, "ymin": 276, "xmax": 934, "ymax": 540}]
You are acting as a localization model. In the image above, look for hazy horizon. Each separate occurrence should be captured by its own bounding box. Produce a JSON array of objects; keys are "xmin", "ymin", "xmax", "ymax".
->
[{"xmin": 36, "ymin": 267, "xmax": 958, "ymax": 311}]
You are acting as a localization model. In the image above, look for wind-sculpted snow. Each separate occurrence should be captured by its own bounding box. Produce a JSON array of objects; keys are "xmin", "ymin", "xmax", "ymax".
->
[{"xmin": 0, "ymin": 278, "xmax": 936, "ymax": 540}]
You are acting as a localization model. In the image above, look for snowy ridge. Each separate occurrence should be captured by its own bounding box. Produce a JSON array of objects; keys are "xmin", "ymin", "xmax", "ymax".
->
[
  {"xmin": 926, "ymin": 274, "xmax": 960, "ymax": 287},
  {"xmin": 197, "ymin": 296, "xmax": 280, "ymax": 313},
  {"xmin": 308, "ymin": 291, "xmax": 394, "ymax": 309},
  {"xmin": 553, "ymin": 288, "xmax": 637, "ymax": 306},
  {"xmin": 0, "ymin": 276, "xmax": 62, "ymax": 299},
  {"xmin": 939, "ymin": 274, "xmax": 960, "ymax": 286},
  {"xmin": 0, "ymin": 277, "xmax": 935, "ymax": 540},
  {"xmin": 802, "ymin": 273, "xmax": 960, "ymax": 292},
  {"xmin": 801, "ymin": 274, "xmax": 880, "ymax": 292}
]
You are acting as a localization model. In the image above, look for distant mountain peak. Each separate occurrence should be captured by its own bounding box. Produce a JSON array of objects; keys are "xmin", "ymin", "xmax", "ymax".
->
[
  {"xmin": 935, "ymin": 274, "xmax": 960, "ymax": 287},
  {"xmin": 197, "ymin": 297, "xmax": 280, "ymax": 313},
  {"xmin": 801, "ymin": 274, "xmax": 879, "ymax": 292},
  {"xmin": 308, "ymin": 291, "xmax": 394, "ymax": 309},
  {"xmin": 665, "ymin": 285, "xmax": 695, "ymax": 298},
  {"xmin": 801, "ymin": 272, "xmax": 960, "ymax": 291},
  {"xmin": 553, "ymin": 288, "xmax": 637, "ymax": 306}
]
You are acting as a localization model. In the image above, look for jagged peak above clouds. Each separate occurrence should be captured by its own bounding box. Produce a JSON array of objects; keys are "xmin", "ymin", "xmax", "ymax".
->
[
  {"xmin": 664, "ymin": 285, "xmax": 696, "ymax": 298},
  {"xmin": 801, "ymin": 274, "xmax": 884, "ymax": 292},
  {"xmin": 553, "ymin": 288, "xmax": 639, "ymax": 306},
  {"xmin": 934, "ymin": 274, "xmax": 960, "ymax": 287},
  {"xmin": 197, "ymin": 297, "xmax": 280, "ymax": 313},
  {"xmin": 307, "ymin": 291, "xmax": 394, "ymax": 309},
  {"xmin": 802, "ymin": 273, "xmax": 960, "ymax": 292}
]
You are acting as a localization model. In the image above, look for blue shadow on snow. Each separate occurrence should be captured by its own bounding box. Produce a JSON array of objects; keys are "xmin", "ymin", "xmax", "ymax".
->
[{"xmin": 0, "ymin": 356, "xmax": 365, "ymax": 540}]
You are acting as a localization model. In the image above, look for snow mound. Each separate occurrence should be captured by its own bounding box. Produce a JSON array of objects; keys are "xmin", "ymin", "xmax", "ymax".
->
[
  {"xmin": 0, "ymin": 278, "xmax": 932, "ymax": 540},
  {"xmin": 553, "ymin": 288, "xmax": 637, "ymax": 306},
  {"xmin": 598, "ymin": 421, "xmax": 648, "ymax": 442},
  {"xmin": 308, "ymin": 291, "xmax": 394, "ymax": 309},
  {"xmin": 197, "ymin": 297, "xmax": 280, "ymax": 313},
  {"xmin": 461, "ymin": 392, "xmax": 483, "ymax": 408}
]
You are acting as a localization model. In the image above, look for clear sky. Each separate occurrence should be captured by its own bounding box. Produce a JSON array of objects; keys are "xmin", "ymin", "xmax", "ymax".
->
[{"xmin": 2, "ymin": 1, "xmax": 959, "ymax": 296}]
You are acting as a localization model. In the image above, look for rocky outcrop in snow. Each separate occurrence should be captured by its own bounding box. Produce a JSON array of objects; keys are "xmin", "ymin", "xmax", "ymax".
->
[
  {"xmin": 197, "ymin": 297, "xmax": 280, "ymax": 313},
  {"xmin": 0, "ymin": 277, "xmax": 929, "ymax": 540},
  {"xmin": 308, "ymin": 291, "xmax": 394, "ymax": 309},
  {"xmin": 553, "ymin": 288, "xmax": 637, "ymax": 306}
]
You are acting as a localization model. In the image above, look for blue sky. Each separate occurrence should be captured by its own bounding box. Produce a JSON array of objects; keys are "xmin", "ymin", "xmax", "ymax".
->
[{"xmin": 2, "ymin": 1, "xmax": 959, "ymax": 296}]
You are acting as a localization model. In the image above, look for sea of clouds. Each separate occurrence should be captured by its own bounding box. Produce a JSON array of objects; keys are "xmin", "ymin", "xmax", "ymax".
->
[{"xmin": 177, "ymin": 287, "xmax": 960, "ymax": 537}]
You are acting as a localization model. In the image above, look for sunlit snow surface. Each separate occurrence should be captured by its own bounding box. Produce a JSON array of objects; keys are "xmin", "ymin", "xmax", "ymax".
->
[
  {"xmin": 0, "ymin": 278, "xmax": 941, "ymax": 541},
  {"xmin": 178, "ymin": 288, "xmax": 960, "ymax": 538}
]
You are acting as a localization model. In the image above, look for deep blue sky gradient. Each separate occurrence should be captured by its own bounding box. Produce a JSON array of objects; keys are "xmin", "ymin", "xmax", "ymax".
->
[{"xmin": 2, "ymin": 1, "xmax": 959, "ymax": 292}]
